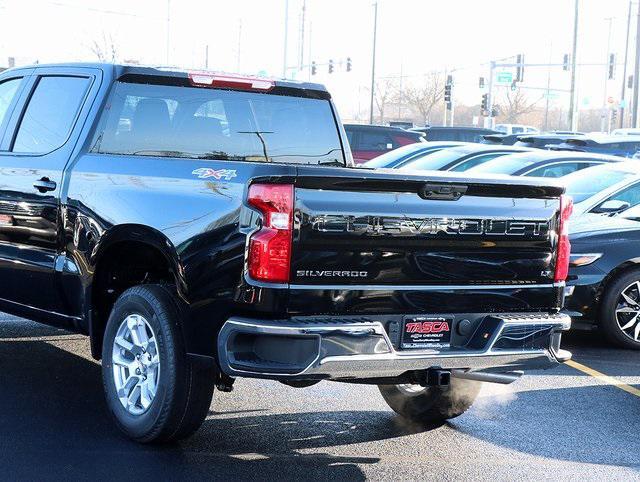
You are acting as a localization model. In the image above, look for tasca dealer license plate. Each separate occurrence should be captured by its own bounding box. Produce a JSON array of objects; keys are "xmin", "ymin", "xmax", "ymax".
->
[{"xmin": 401, "ymin": 316, "xmax": 452, "ymax": 349}]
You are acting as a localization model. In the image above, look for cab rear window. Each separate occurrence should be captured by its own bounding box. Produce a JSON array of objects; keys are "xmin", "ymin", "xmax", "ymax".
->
[{"xmin": 91, "ymin": 81, "xmax": 345, "ymax": 165}]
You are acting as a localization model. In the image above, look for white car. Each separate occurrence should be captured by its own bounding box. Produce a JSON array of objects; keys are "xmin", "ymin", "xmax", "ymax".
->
[
  {"xmin": 612, "ymin": 128, "xmax": 640, "ymax": 136},
  {"xmin": 494, "ymin": 123, "xmax": 539, "ymax": 135},
  {"xmin": 564, "ymin": 161, "xmax": 640, "ymax": 216}
]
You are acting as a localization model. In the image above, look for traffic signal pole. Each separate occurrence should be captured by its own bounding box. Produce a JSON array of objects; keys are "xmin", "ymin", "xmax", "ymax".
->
[{"xmin": 485, "ymin": 61, "xmax": 495, "ymax": 129}]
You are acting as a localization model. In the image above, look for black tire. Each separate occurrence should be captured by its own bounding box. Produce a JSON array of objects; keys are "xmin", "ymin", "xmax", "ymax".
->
[
  {"xmin": 101, "ymin": 284, "xmax": 215, "ymax": 443},
  {"xmin": 600, "ymin": 268, "xmax": 640, "ymax": 350},
  {"xmin": 378, "ymin": 378, "xmax": 481, "ymax": 424}
]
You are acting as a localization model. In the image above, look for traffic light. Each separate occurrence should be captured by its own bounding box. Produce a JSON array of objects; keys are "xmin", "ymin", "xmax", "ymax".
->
[
  {"xmin": 629, "ymin": 75, "xmax": 634, "ymax": 89},
  {"xmin": 346, "ymin": 57, "xmax": 352, "ymax": 72},
  {"xmin": 444, "ymin": 86, "xmax": 452, "ymax": 103},
  {"xmin": 608, "ymin": 53, "xmax": 616, "ymax": 80},
  {"xmin": 611, "ymin": 109, "xmax": 618, "ymax": 123},
  {"xmin": 516, "ymin": 54, "xmax": 524, "ymax": 82},
  {"xmin": 444, "ymin": 75, "xmax": 452, "ymax": 109},
  {"xmin": 311, "ymin": 61, "xmax": 317, "ymax": 75},
  {"xmin": 479, "ymin": 76, "xmax": 485, "ymax": 88},
  {"xmin": 328, "ymin": 59, "xmax": 334, "ymax": 74},
  {"xmin": 481, "ymin": 93, "xmax": 488, "ymax": 114},
  {"xmin": 563, "ymin": 53, "xmax": 570, "ymax": 71}
]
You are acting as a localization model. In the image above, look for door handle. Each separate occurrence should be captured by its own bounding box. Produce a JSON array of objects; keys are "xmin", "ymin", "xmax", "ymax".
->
[{"xmin": 33, "ymin": 177, "xmax": 57, "ymax": 193}]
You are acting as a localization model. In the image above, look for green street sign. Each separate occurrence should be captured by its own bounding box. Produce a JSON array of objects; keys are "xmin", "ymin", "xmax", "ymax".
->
[{"xmin": 496, "ymin": 71, "xmax": 513, "ymax": 85}]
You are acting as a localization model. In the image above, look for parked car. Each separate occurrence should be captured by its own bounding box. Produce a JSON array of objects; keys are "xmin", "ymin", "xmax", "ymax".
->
[
  {"xmin": 514, "ymin": 133, "xmax": 585, "ymax": 149},
  {"xmin": 398, "ymin": 144, "xmax": 533, "ymax": 172},
  {"xmin": 344, "ymin": 124, "xmax": 424, "ymax": 164},
  {"xmin": 562, "ymin": 161, "xmax": 640, "ymax": 216},
  {"xmin": 564, "ymin": 211, "xmax": 640, "ymax": 349},
  {"xmin": 495, "ymin": 124, "xmax": 539, "ymax": 135},
  {"xmin": 465, "ymin": 151, "xmax": 622, "ymax": 178},
  {"xmin": 0, "ymin": 63, "xmax": 572, "ymax": 443},
  {"xmin": 550, "ymin": 135, "xmax": 640, "ymax": 157},
  {"xmin": 410, "ymin": 126, "xmax": 499, "ymax": 143},
  {"xmin": 362, "ymin": 141, "xmax": 468, "ymax": 169},
  {"xmin": 481, "ymin": 133, "xmax": 521, "ymax": 145},
  {"xmin": 611, "ymin": 128, "xmax": 640, "ymax": 136},
  {"xmin": 388, "ymin": 121, "xmax": 414, "ymax": 129}
]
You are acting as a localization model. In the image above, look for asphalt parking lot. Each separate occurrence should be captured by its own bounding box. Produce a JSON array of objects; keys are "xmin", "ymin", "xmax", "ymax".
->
[{"xmin": 0, "ymin": 313, "xmax": 638, "ymax": 481}]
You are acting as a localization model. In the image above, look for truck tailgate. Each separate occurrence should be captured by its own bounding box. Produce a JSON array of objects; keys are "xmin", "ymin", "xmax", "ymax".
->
[{"xmin": 284, "ymin": 167, "xmax": 565, "ymax": 313}]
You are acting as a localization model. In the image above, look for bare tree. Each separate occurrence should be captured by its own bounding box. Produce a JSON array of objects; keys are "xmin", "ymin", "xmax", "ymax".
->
[
  {"xmin": 402, "ymin": 72, "xmax": 445, "ymax": 124},
  {"xmin": 89, "ymin": 33, "xmax": 118, "ymax": 62},
  {"xmin": 498, "ymin": 88, "xmax": 543, "ymax": 123},
  {"xmin": 374, "ymin": 79, "xmax": 398, "ymax": 124}
]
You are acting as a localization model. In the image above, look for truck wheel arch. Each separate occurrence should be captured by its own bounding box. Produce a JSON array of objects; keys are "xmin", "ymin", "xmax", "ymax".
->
[{"xmin": 88, "ymin": 224, "xmax": 185, "ymax": 359}]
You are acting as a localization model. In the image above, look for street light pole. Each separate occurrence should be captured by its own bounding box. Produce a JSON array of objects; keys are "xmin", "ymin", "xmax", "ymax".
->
[
  {"xmin": 633, "ymin": 1, "xmax": 640, "ymax": 127},
  {"xmin": 568, "ymin": 0, "xmax": 580, "ymax": 131},
  {"xmin": 620, "ymin": 0, "xmax": 633, "ymax": 127},
  {"xmin": 369, "ymin": 1, "xmax": 378, "ymax": 124},
  {"xmin": 601, "ymin": 17, "xmax": 613, "ymax": 133}
]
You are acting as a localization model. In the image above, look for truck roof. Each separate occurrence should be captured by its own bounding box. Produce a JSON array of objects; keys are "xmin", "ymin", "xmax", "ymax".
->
[{"xmin": 6, "ymin": 62, "xmax": 330, "ymax": 96}]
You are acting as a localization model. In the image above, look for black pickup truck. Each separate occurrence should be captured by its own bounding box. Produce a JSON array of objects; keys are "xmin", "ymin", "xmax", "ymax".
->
[{"xmin": 0, "ymin": 63, "xmax": 571, "ymax": 443}]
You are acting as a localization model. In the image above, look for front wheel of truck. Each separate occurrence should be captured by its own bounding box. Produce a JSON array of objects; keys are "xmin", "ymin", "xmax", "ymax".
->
[
  {"xmin": 378, "ymin": 378, "xmax": 481, "ymax": 424},
  {"xmin": 101, "ymin": 284, "xmax": 215, "ymax": 443}
]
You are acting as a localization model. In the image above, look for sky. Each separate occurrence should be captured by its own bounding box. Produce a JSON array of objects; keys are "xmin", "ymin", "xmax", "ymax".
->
[{"xmin": 0, "ymin": 0, "xmax": 634, "ymax": 122}]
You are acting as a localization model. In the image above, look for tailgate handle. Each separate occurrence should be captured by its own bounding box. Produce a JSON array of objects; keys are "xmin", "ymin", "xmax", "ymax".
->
[{"xmin": 419, "ymin": 183, "xmax": 467, "ymax": 201}]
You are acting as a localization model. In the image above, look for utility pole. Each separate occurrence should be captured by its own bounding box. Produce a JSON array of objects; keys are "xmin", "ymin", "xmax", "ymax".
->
[
  {"xmin": 282, "ymin": 0, "xmax": 289, "ymax": 78},
  {"xmin": 633, "ymin": 0, "xmax": 640, "ymax": 127},
  {"xmin": 544, "ymin": 41, "xmax": 553, "ymax": 131},
  {"xmin": 601, "ymin": 17, "xmax": 613, "ymax": 133},
  {"xmin": 299, "ymin": 0, "xmax": 306, "ymax": 71},
  {"xmin": 568, "ymin": 0, "xmax": 580, "ymax": 131},
  {"xmin": 620, "ymin": 0, "xmax": 633, "ymax": 127},
  {"xmin": 398, "ymin": 60, "xmax": 403, "ymax": 119},
  {"xmin": 236, "ymin": 19, "xmax": 242, "ymax": 72},
  {"xmin": 166, "ymin": 0, "xmax": 171, "ymax": 64},
  {"xmin": 205, "ymin": 44, "xmax": 209, "ymax": 69},
  {"xmin": 369, "ymin": 1, "xmax": 378, "ymax": 124}
]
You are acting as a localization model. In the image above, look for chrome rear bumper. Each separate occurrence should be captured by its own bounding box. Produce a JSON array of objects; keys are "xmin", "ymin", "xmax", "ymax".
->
[{"xmin": 217, "ymin": 313, "xmax": 571, "ymax": 382}]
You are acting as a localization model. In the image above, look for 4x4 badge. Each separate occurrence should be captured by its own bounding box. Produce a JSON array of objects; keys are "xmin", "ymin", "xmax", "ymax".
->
[{"xmin": 192, "ymin": 168, "xmax": 237, "ymax": 180}]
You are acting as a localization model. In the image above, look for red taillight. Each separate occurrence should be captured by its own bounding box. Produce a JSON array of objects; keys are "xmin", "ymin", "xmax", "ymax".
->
[
  {"xmin": 554, "ymin": 194, "xmax": 573, "ymax": 282},
  {"xmin": 247, "ymin": 183, "xmax": 294, "ymax": 283},
  {"xmin": 188, "ymin": 72, "xmax": 274, "ymax": 91}
]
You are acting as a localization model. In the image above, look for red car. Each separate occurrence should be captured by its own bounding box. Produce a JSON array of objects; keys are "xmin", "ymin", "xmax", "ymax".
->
[{"xmin": 344, "ymin": 124, "xmax": 424, "ymax": 164}]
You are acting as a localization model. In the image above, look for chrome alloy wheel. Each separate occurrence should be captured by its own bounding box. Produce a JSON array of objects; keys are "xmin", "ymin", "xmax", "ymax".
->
[
  {"xmin": 112, "ymin": 314, "xmax": 161, "ymax": 416},
  {"xmin": 615, "ymin": 281, "xmax": 640, "ymax": 343}
]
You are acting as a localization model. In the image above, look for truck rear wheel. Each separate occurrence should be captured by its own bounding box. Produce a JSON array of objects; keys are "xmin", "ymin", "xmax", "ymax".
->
[
  {"xmin": 101, "ymin": 284, "xmax": 215, "ymax": 443},
  {"xmin": 378, "ymin": 378, "xmax": 481, "ymax": 424}
]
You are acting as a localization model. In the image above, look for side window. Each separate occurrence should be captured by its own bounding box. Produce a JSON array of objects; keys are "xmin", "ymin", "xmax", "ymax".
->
[
  {"xmin": 359, "ymin": 131, "xmax": 393, "ymax": 152},
  {"xmin": 526, "ymin": 162, "xmax": 581, "ymax": 178},
  {"xmin": 0, "ymin": 78, "xmax": 22, "ymax": 129},
  {"xmin": 13, "ymin": 76, "xmax": 90, "ymax": 154},
  {"xmin": 345, "ymin": 129, "xmax": 357, "ymax": 149},
  {"xmin": 512, "ymin": 126, "xmax": 524, "ymax": 134},
  {"xmin": 450, "ymin": 153, "xmax": 503, "ymax": 172},
  {"xmin": 593, "ymin": 182, "xmax": 640, "ymax": 212}
]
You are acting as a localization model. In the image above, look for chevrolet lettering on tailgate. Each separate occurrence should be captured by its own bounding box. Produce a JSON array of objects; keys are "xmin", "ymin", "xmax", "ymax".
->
[{"xmin": 310, "ymin": 215, "xmax": 551, "ymax": 237}]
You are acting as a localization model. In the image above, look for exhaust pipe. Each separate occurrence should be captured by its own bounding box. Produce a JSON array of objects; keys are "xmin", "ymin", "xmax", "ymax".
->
[{"xmin": 451, "ymin": 369, "xmax": 523, "ymax": 385}]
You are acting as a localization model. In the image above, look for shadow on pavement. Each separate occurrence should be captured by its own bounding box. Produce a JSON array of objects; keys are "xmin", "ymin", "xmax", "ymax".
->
[
  {"xmin": 0, "ymin": 323, "xmax": 638, "ymax": 478},
  {"xmin": 0, "ymin": 339, "xmax": 379, "ymax": 480}
]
